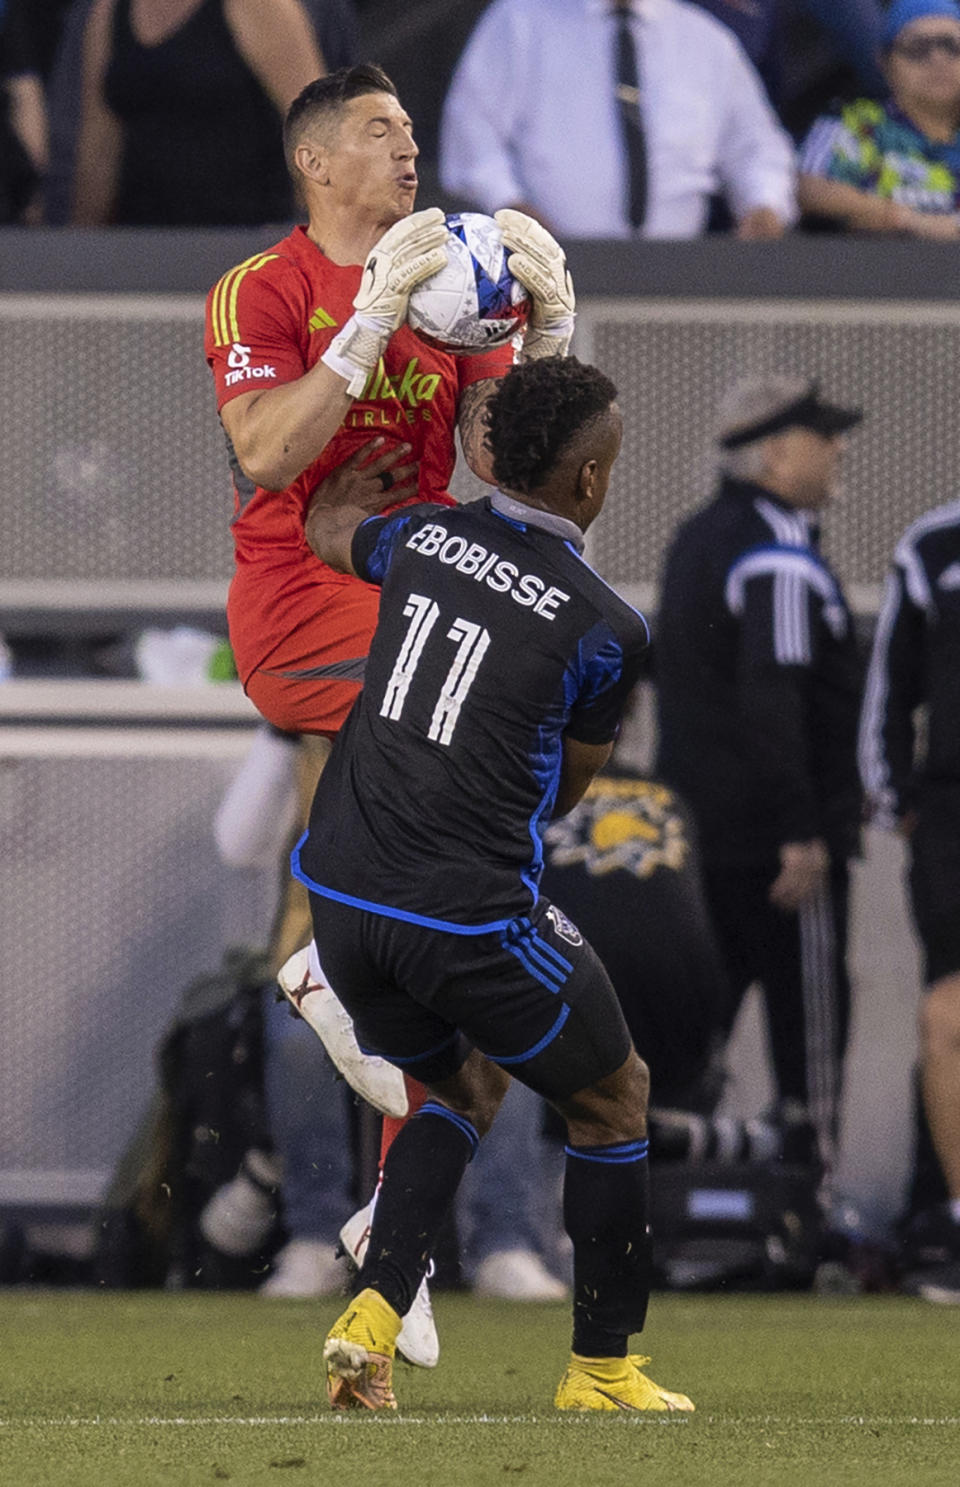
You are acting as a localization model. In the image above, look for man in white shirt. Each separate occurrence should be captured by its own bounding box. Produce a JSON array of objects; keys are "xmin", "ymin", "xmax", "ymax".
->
[{"xmin": 439, "ymin": 0, "xmax": 797, "ymax": 240}]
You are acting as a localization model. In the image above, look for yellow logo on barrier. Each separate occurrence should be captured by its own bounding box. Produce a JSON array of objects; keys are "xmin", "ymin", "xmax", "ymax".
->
[{"xmin": 544, "ymin": 778, "xmax": 688, "ymax": 879}]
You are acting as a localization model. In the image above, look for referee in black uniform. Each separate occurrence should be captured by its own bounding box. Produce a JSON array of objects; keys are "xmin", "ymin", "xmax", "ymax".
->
[
  {"xmin": 294, "ymin": 357, "xmax": 694, "ymax": 1415},
  {"xmin": 655, "ymin": 375, "xmax": 864, "ymax": 1168},
  {"xmin": 859, "ymin": 499, "xmax": 960, "ymax": 1300}
]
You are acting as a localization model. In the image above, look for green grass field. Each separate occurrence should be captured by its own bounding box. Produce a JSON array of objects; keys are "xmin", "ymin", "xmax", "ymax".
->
[{"xmin": 2, "ymin": 1290, "xmax": 958, "ymax": 1486}]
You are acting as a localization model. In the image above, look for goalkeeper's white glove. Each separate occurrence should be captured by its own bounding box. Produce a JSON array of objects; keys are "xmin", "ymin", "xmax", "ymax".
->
[
  {"xmin": 322, "ymin": 207, "xmax": 448, "ymax": 396},
  {"xmin": 495, "ymin": 208, "xmax": 576, "ymax": 361}
]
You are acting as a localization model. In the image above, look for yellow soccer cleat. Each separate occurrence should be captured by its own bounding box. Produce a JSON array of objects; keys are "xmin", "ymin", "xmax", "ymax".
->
[
  {"xmin": 323, "ymin": 1288, "xmax": 403, "ymax": 1411},
  {"xmin": 554, "ymin": 1352, "xmax": 695, "ymax": 1413}
]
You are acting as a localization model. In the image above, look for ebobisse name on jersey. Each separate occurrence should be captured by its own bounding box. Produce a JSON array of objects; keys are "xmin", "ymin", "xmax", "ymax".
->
[{"xmin": 406, "ymin": 521, "xmax": 571, "ymax": 621}]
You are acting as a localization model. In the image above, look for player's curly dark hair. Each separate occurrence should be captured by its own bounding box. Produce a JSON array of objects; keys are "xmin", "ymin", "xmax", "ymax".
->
[
  {"xmin": 284, "ymin": 65, "xmax": 398, "ymax": 180},
  {"xmin": 485, "ymin": 358, "xmax": 619, "ymax": 494}
]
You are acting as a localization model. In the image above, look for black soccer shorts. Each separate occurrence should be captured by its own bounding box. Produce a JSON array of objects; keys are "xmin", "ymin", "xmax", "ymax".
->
[
  {"xmin": 308, "ymin": 893, "xmax": 633, "ymax": 1102},
  {"xmin": 910, "ymin": 784, "xmax": 960, "ymax": 985}
]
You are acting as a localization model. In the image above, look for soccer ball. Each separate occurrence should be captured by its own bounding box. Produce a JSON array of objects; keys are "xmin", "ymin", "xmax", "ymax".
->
[{"xmin": 406, "ymin": 212, "xmax": 530, "ymax": 354}]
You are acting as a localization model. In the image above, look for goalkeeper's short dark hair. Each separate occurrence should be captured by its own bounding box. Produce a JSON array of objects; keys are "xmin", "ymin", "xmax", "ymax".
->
[
  {"xmin": 284, "ymin": 65, "xmax": 399, "ymax": 181},
  {"xmin": 485, "ymin": 358, "xmax": 619, "ymax": 494}
]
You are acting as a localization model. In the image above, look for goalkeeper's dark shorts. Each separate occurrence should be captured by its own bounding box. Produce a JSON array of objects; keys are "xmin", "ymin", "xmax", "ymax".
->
[{"xmin": 308, "ymin": 892, "xmax": 634, "ymax": 1102}]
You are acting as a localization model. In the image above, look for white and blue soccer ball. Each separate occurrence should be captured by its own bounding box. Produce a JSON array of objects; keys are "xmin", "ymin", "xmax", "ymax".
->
[{"xmin": 406, "ymin": 212, "xmax": 530, "ymax": 354}]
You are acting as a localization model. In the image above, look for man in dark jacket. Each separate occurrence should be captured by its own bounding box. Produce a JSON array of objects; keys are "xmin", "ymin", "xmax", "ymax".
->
[
  {"xmin": 655, "ymin": 374, "xmax": 864, "ymax": 1167},
  {"xmin": 860, "ymin": 499, "xmax": 960, "ymax": 1300}
]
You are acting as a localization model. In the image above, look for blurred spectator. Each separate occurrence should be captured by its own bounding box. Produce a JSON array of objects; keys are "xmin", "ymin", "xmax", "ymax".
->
[
  {"xmin": 41, "ymin": 0, "xmax": 355, "ymax": 224},
  {"xmin": 0, "ymin": 25, "xmax": 40, "ymax": 222},
  {"xmin": 0, "ymin": 0, "xmax": 73, "ymax": 218},
  {"xmin": 36, "ymin": 0, "xmax": 361, "ymax": 223},
  {"xmin": 859, "ymin": 500, "xmax": 960, "ymax": 1302},
  {"xmin": 798, "ymin": 0, "xmax": 960, "ymax": 236},
  {"xmin": 778, "ymin": 0, "xmax": 886, "ymax": 135},
  {"xmin": 70, "ymin": 0, "xmax": 326, "ymax": 225},
  {"xmin": 439, "ymin": 0, "xmax": 797, "ymax": 240},
  {"xmin": 1, "ymin": 0, "xmax": 77, "ymax": 86},
  {"xmin": 307, "ymin": 0, "xmax": 882, "ymax": 190},
  {"xmin": 0, "ymin": 94, "xmax": 35, "ymax": 224},
  {"xmin": 655, "ymin": 375, "xmax": 864, "ymax": 1170},
  {"xmin": 691, "ymin": 0, "xmax": 783, "ymax": 101},
  {"xmin": 692, "ymin": 0, "xmax": 885, "ymax": 119},
  {"xmin": 302, "ymin": 0, "xmax": 359, "ymax": 72}
]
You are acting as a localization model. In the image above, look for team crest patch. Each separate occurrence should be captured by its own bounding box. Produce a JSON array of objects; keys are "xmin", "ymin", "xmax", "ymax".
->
[
  {"xmin": 545, "ymin": 904, "xmax": 583, "ymax": 946},
  {"xmin": 544, "ymin": 777, "xmax": 688, "ymax": 880}
]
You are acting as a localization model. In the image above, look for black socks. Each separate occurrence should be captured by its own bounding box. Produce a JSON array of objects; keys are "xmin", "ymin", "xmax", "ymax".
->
[
  {"xmin": 563, "ymin": 1138, "xmax": 652, "ymax": 1358},
  {"xmin": 357, "ymin": 1101, "xmax": 479, "ymax": 1317}
]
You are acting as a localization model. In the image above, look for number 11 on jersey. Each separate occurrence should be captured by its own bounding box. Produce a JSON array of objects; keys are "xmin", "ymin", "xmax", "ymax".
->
[{"xmin": 380, "ymin": 592, "xmax": 491, "ymax": 747}]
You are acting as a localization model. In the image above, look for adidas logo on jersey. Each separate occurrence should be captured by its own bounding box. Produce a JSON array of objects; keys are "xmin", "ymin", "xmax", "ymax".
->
[{"xmin": 309, "ymin": 305, "xmax": 337, "ymax": 332}]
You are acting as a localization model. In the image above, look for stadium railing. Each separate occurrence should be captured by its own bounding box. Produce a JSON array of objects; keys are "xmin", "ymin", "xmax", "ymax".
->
[{"xmin": 0, "ymin": 683, "xmax": 274, "ymax": 1215}]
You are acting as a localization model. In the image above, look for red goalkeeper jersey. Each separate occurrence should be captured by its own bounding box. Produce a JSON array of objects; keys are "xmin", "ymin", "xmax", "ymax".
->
[{"xmin": 205, "ymin": 225, "xmax": 514, "ymax": 683}]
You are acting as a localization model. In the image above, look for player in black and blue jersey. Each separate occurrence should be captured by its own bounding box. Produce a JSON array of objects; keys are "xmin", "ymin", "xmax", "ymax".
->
[{"xmin": 293, "ymin": 356, "xmax": 694, "ymax": 1415}]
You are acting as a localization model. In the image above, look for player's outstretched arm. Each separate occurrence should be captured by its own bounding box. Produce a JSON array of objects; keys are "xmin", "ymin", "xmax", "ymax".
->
[
  {"xmin": 221, "ymin": 211, "xmax": 448, "ymax": 492},
  {"xmin": 303, "ymin": 501, "xmax": 370, "ymax": 576},
  {"xmin": 495, "ymin": 209, "xmax": 576, "ymax": 361},
  {"xmin": 303, "ymin": 442, "xmax": 416, "ymax": 573}
]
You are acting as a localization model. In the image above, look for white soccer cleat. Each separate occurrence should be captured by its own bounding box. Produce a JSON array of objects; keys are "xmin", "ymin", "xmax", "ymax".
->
[
  {"xmin": 396, "ymin": 1273, "xmax": 439, "ymax": 1370},
  {"xmin": 339, "ymin": 1199, "xmax": 440, "ymax": 1370},
  {"xmin": 277, "ymin": 947, "xmax": 409, "ymax": 1119},
  {"xmin": 338, "ymin": 1198, "xmax": 376, "ymax": 1271}
]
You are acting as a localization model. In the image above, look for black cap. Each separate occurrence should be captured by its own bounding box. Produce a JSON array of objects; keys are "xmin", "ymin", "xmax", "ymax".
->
[{"xmin": 719, "ymin": 381, "xmax": 863, "ymax": 450}]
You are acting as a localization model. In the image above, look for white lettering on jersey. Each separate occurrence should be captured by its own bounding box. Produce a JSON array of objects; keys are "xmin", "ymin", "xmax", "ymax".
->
[
  {"xmin": 535, "ymin": 587, "xmax": 569, "ymax": 620},
  {"xmin": 456, "ymin": 543, "xmax": 488, "ymax": 577},
  {"xmin": 403, "ymin": 522, "xmax": 571, "ymax": 620},
  {"xmin": 439, "ymin": 535, "xmax": 468, "ymax": 565},
  {"xmin": 225, "ymin": 364, "xmax": 278, "ymax": 386},
  {"xmin": 428, "ymin": 617, "xmax": 491, "ymax": 746},
  {"xmin": 408, "ymin": 523, "xmax": 447, "ymax": 557},
  {"xmin": 381, "ymin": 594, "xmax": 439, "ymax": 720},
  {"xmin": 225, "ymin": 341, "xmax": 277, "ymax": 386},
  {"xmin": 513, "ymin": 573, "xmax": 545, "ymax": 607},
  {"xmin": 379, "ymin": 596, "xmax": 491, "ymax": 747},
  {"xmin": 487, "ymin": 560, "xmax": 519, "ymax": 594}
]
